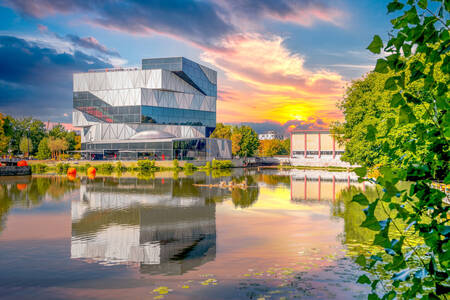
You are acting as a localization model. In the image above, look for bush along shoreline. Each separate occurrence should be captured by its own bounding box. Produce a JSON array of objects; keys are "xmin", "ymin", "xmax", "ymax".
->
[{"xmin": 30, "ymin": 159, "xmax": 234, "ymax": 176}]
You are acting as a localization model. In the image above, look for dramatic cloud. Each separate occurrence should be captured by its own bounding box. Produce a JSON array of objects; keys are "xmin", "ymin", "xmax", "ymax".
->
[
  {"xmin": 232, "ymin": 117, "xmax": 328, "ymax": 136},
  {"xmin": 215, "ymin": 0, "xmax": 345, "ymax": 28},
  {"xmin": 65, "ymin": 35, "xmax": 120, "ymax": 57},
  {"xmin": 0, "ymin": 35, "xmax": 113, "ymax": 120},
  {"xmin": 205, "ymin": 34, "xmax": 346, "ymax": 126},
  {"xmin": 2, "ymin": 0, "xmax": 348, "ymax": 126},
  {"xmin": 5, "ymin": 0, "xmax": 343, "ymax": 49},
  {"xmin": 5, "ymin": 0, "xmax": 235, "ymax": 50}
]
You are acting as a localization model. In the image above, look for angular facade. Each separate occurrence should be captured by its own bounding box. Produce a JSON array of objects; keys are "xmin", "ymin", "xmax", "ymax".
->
[{"xmin": 73, "ymin": 57, "xmax": 231, "ymax": 160}]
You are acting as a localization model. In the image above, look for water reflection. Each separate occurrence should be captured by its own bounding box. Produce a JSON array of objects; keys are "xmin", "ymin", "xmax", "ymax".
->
[
  {"xmin": 0, "ymin": 176, "xmax": 78, "ymax": 233},
  {"xmin": 290, "ymin": 171, "xmax": 365, "ymax": 203},
  {"xmin": 0, "ymin": 170, "xmax": 378, "ymax": 299},
  {"xmin": 71, "ymin": 176, "xmax": 234, "ymax": 275}
]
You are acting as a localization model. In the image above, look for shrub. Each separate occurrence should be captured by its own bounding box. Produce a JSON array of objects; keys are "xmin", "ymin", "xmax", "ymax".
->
[
  {"xmin": 137, "ymin": 160, "xmax": 156, "ymax": 172},
  {"xmin": 59, "ymin": 154, "xmax": 70, "ymax": 160},
  {"xmin": 31, "ymin": 163, "xmax": 47, "ymax": 173},
  {"xmin": 211, "ymin": 159, "xmax": 233, "ymax": 169},
  {"xmin": 115, "ymin": 161, "xmax": 123, "ymax": 172},
  {"xmin": 56, "ymin": 163, "xmax": 70, "ymax": 174},
  {"xmin": 173, "ymin": 159, "xmax": 179, "ymax": 169},
  {"xmin": 97, "ymin": 163, "xmax": 114, "ymax": 173},
  {"xmin": 205, "ymin": 161, "xmax": 211, "ymax": 169},
  {"xmin": 184, "ymin": 162, "xmax": 195, "ymax": 171},
  {"xmin": 73, "ymin": 154, "xmax": 81, "ymax": 160}
]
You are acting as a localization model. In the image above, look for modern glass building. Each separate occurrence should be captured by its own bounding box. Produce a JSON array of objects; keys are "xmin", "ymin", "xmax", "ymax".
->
[{"xmin": 73, "ymin": 57, "xmax": 231, "ymax": 160}]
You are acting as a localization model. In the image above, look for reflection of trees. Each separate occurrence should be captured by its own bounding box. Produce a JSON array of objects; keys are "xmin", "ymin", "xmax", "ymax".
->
[
  {"xmin": 334, "ymin": 182, "xmax": 424, "ymax": 290},
  {"xmin": 335, "ymin": 182, "xmax": 413, "ymax": 246},
  {"xmin": 0, "ymin": 186, "xmax": 13, "ymax": 233},
  {"xmin": 0, "ymin": 176, "xmax": 79, "ymax": 233},
  {"xmin": 231, "ymin": 175, "xmax": 259, "ymax": 208},
  {"xmin": 333, "ymin": 185, "xmax": 381, "ymax": 245},
  {"xmin": 256, "ymin": 174, "xmax": 290, "ymax": 187}
]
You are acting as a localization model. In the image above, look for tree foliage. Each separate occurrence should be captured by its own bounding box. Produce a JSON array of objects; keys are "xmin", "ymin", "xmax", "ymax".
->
[
  {"xmin": 19, "ymin": 137, "xmax": 32, "ymax": 156},
  {"xmin": 0, "ymin": 114, "xmax": 80, "ymax": 159},
  {"xmin": 258, "ymin": 139, "xmax": 290, "ymax": 157},
  {"xmin": 210, "ymin": 123, "xmax": 232, "ymax": 139},
  {"xmin": 339, "ymin": 1, "xmax": 449, "ymax": 299},
  {"xmin": 232, "ymin": 125, "xmax": 259, "ymax": 157},
  {"xmin": 211, "ymin": 123, "xmax": 260, "ymax": 157},
  {"xmin": 0, "ymin": 113, "xmax": 10, "ymax": 154},
  {"xmin": 37, "ymin": 137, "xmax": 51, "ymax": 160},
  {"xmin": 47, "ymin": 137, "xmax": 68, "ymax": 160}
]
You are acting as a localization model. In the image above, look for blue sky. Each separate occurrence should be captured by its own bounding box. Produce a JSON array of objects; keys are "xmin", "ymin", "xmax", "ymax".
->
[{"xmin": 0, "ymin": 0, "xmax": 394, "ymax": 130}]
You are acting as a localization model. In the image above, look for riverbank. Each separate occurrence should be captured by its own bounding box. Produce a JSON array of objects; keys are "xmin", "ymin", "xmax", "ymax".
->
[{"xmin": 27, "ymin": 159, "xmax": 355, "ymax": 176}]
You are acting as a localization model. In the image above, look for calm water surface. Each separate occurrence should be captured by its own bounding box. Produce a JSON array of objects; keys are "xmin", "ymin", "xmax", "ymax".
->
[{"xmin": 0, "ymin": 169, "xmax": 371, "ymax": 299}]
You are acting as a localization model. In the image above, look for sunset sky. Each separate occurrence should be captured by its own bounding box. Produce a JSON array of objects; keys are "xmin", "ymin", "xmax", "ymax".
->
[{"xmin": 0, "ymin": 0, "xmax": 393, "ymax": 131}]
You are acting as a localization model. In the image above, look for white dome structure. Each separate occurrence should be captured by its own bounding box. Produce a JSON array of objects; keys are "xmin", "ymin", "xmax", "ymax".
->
[{"xmin": 130, "ymin": 130, "xmax": 176, "ymax": 140}]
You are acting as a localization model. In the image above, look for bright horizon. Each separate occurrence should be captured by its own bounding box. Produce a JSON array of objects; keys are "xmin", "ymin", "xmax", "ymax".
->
[{"xmin": 0, "ymin": 0, "xmax": 393, "ymax": 131}]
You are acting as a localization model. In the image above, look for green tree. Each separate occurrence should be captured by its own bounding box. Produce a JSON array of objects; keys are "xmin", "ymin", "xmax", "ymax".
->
[
  {"xmin": 0, "ymin": 113, "xmax": 11, "ymax": 154},
  {"xmin": 233, "ymin": 126, "xmax": 259, "ymax": 157},
  {"xmin": 258, "ymin": 139, "xmax": 287, "ymax": 156},
  {"xmin": 49, "ymin": 124, "xmax": 67, "ymax": 139},
  {"xmin": 19, "ymin": 137, "xmax": 32, "ymax": 156},
  {"xmin": 210, "ymin": 123, "xmax": 232, "ymax": 139},
  {"xmin": 12, "ymin": 118, "xmax": 46, "ymax": 155},
  {"xmin": 342, "ymin": 1, "xmax": 449, "ymax": 299},
  {"xmin": 36, "ymin": 137, "xmax": 51, "ymax": 160}
]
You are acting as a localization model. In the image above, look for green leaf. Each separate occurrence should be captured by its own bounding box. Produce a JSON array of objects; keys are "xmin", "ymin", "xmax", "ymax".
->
[
  {"xmin": 354, "ymin": 167, "xmax": 367, "ymax": 177},
  {"xmin": 441, "ymin": 56, "xmax": 450, "ymax": 74},
  {"xmin": 445, "ymin": 173, "xmax": 450, "ymax": 184},
  {"xmin": 374, "ymin": 59, "xmax": 389, "ymax": 73},
  {"xmin": 352, "ymin": 193, "xmax": 369, "ymax": 205},
  {"xmin": 418, "ymin": 0, "xmax": 427, "ymax": 9},
  {"xmin": 357, "ymin": 274, "xmax": 371, "ymax": 284},
  {"xmin": 368, "ymin": 293, "xmax": 380, "ymax": 300},
  {"xmin": 361, "ymin": 215, "xmax": 381, "ymax": 231},
  {"xmin": 399, "ymin": 105, "xmax": 417, "ymax": 125},
  {"xmin": 387, "ymin": 1, "xmax": 404, "ymax": 13},
  {"xmin": 367, "ymin": 35, "xmax": 383, "ymax": 54},
  {"xmin": 367, "ymin": 125, "xmax": 377, "ymax": 141},
  {"xmin": 390, "ymin": 93, "xmax": 404, "ymax": 107},
  {"xmin": 402, "ymin": 43, "xmax": 412, "ymax": 56},
  {"xmin": 384, "ymin": 77, "xmax": 398, "ymax": 90},
  {"xmin": 384, "ymin": 291, "xmax": 396, "ymax": 300},
  {"xmin": 355, "ymin": 254, "xmax": 366, "ymax": 267},
  {"xmin": 410, "ymin": 69, "xmax": 425, "ymax": 82},
  {"xmin": 403, "ymin": 93, "xmax": 421, "ymax": 104},
  {"xmin": 386, "ymin": 118, "xmax": 395, "ymax": 129}
]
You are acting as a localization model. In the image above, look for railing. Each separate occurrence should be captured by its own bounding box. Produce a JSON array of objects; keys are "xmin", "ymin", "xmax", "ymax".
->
[{"xmin": 87, "ymin": 67, "xmax": 140, "ymax": 73}]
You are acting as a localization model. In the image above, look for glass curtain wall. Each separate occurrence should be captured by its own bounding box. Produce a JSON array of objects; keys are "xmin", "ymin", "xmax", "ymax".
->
[{"xmin": 141, "ymin": 106, "xmax": 215, "ymax": 127}]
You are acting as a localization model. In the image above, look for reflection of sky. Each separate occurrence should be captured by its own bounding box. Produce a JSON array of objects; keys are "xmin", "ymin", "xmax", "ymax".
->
[{"xmin": 10, "ymin": 200, "xmax": 71, "ymax": 215}]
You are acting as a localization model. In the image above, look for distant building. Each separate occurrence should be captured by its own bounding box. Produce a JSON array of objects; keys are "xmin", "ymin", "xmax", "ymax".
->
[
  {"xmin": 258, "ymin": 130, "xmax": 283, "ymax": 140},
  {"xmin": 72, "ymin": 57, "xmax": 231, "ymax": 160},
  {"xmin": 290, "ymin": 130, "xmax": 354, "ymax": 167}
]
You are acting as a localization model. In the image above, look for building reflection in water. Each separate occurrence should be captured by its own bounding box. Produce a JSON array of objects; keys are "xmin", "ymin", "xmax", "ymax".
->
[
  {"xmin": 71, "ymin": 176, "xmax": 221, "ymax": 275},
  {"xmin": 290, "ymin": 171, "xmax": 366, "ymax": 203}
]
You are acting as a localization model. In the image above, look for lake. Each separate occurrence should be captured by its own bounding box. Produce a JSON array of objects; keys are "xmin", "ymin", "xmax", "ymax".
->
[{"xmin": 0, "ymin": 169, "xmax": 371, "ymax": 299}]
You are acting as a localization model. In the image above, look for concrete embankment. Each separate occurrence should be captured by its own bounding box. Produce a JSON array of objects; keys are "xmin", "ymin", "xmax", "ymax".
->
[{"xmin": 0, "ymin": 166, "xmax": 32, "ymax": 176}]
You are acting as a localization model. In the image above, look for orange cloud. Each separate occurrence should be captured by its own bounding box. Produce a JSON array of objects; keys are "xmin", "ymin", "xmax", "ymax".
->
[{"xmin": 202, "ymin": 33, "xmax": 346, "ymax": 125}]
